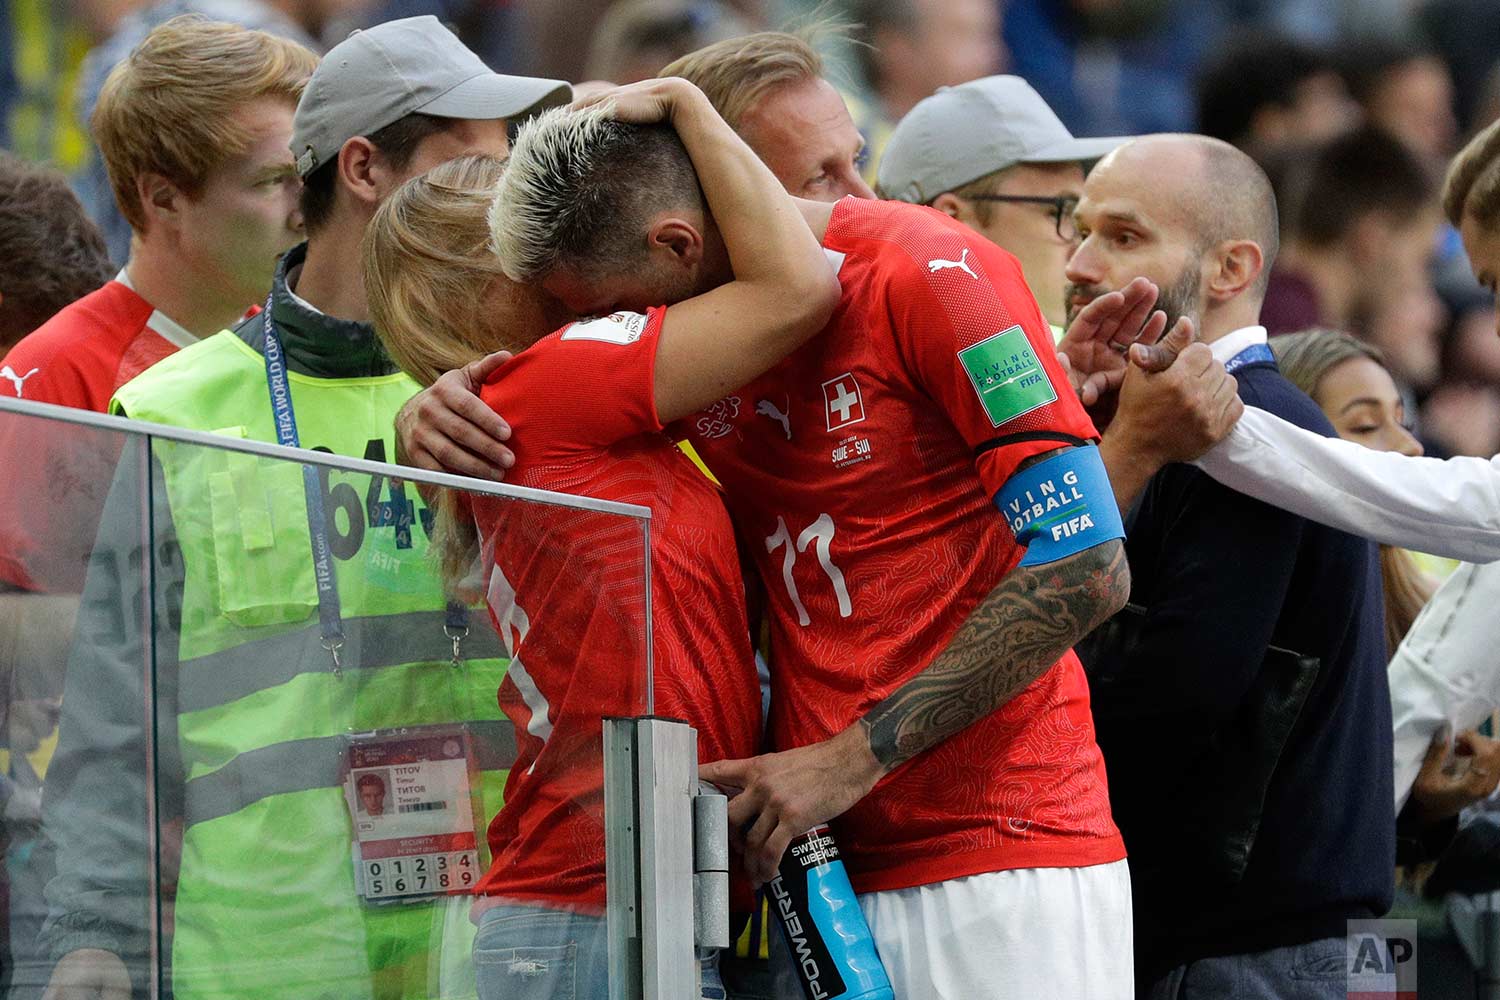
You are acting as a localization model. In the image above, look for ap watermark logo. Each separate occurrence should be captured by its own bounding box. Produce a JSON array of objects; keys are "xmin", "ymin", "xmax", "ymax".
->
[{"xmin": 1347, "ymin": 919, "xmax": 1416, "ymax": 999}]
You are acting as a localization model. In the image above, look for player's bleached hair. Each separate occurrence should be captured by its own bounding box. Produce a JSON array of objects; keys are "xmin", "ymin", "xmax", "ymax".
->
[{"xmin": 490, "ymin": 101, "xmax": 703, "ymax": 284}]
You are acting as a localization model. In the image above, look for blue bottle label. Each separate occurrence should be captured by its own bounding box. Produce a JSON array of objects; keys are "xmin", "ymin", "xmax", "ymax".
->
[{"xmin": 769, "ymin": 827, "xmax": 893, "ymax": 1000}]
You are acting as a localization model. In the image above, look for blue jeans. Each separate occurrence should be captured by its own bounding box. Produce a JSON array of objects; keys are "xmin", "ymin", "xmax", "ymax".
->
[
  {"xmin": 1144, "ymin": 937, "xmax": 1348, "ymax": 1000},
  {"xmin": 474, "ymin": 903, "xmax": 725, "ymax": 999},
  {"xmin": 474, "ymin": 905, "xmax": 609, "ymax": 1000}
]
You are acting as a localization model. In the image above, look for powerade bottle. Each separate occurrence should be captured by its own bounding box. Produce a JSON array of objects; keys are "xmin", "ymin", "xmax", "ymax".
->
[{"xmin": 768, "ymin": 826, "xmax": 894, "ymax": 1000}]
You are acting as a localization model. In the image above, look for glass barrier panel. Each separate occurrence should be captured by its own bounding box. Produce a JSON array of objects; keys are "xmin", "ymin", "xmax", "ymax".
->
[
  {"xmin": 0, "ymin": 402, "xmax": 652, "ymax": 1000},
  {"xmin": 0, "ymin": 408, "xmax": 151, "ymax": 1000}
]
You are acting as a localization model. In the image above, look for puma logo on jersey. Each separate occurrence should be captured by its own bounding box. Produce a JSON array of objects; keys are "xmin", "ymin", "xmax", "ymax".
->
[
  {"xmin": 0, "ymin": 365, "xmax": 39, "ymax": 397},
  {"xmin": 756, "ymin": 398, "xmax": 791, "ymax": 439},
  {"xmin": 927, "ymin": 248, "xmax": 977, "ymax": 280}
]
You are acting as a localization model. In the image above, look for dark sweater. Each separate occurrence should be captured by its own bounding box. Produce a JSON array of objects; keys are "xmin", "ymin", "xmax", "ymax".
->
[{"xmin": 1086, "ymin": 356, "xmax": 1394, "ymax": 978}]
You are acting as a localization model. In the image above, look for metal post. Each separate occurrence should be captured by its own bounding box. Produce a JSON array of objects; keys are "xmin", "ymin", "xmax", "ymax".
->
[
  {"xmin": 605, "ymin": 718, "xmax": 643, "ymax": 1000},
  {"xmin": 636, "ymin": 719, "xmax": 698, "ymax": 999},
  {"xmin": 605, "ymin": 717, "xmax": 701, "ymax": 1000}
]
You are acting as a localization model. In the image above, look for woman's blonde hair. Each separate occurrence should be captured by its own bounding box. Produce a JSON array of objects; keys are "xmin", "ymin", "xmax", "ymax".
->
[
  {"xmin": 1271, "ymin": 329, "xmax": 1436, "ymax": 654},
  {"xmin": 363, "ymin": 153, "xmax": 548, "ymax": 591},
  {"xmin": 364, "ymin": 154, "xmax": 516, "ymax": 388}
]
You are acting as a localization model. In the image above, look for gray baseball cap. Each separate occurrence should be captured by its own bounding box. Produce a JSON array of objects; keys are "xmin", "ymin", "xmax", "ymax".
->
[
  {"xmin": 291, "ymin": 15, "xmax": 571, "ymax": 177},
  {"xmin": 877, "ymin": 75, "xmax": 1128, "ymax": 204}
]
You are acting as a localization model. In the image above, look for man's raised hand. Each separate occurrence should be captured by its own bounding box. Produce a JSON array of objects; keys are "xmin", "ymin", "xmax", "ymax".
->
[{"xmin": 1057, "ymin": 277, "xmax": 1168, "ymax": 412}]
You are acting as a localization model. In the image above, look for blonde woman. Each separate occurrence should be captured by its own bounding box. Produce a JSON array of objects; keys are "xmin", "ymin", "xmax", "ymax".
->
[{"xmin": 364, "ymin": 78, "xmax": 839, "ymax": 999}]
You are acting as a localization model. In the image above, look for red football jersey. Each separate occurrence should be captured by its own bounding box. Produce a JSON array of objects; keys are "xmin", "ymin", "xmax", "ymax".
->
[
  {"xmin": 684, "ymin": 198, "xmax": 1124, "ymax": 893},
  {"xmin": 0, "ymin": 277, "xmax": 195, "ymax": 592},
  {"xmin": 471, "ymin": 308, "xmax": 761, "ymax": 911},
  {"xmin": 0, "ymin": 276, "xmax": 194, "ymax": 411}
]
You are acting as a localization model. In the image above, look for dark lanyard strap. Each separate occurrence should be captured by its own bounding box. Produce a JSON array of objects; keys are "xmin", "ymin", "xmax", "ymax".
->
[{"xmin": 261, "ymin": 296, "xmax": 346, "ymax": 672}]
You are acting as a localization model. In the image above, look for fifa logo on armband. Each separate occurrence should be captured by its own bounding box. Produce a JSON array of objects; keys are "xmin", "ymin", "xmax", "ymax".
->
[{"xmin": 1050, "ymin": 514, "xmax": 1096, "ymax": 541}]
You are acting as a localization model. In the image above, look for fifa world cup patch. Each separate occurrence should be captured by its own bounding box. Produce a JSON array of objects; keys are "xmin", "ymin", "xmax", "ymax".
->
[
  {"xmin": 561, "ymin": 311, "xmax": 648, "ymax": 345},
  {"xmin": 996, "ymin": 445, "xmax": 1124, "ymax": 566},
  {"xmin": 958, "ymin": 325, "xmax": 1057, "ymax": 426}
]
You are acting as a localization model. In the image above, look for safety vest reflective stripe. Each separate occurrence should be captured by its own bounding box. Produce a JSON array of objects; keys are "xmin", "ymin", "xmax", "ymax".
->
[
  {"xmin": 182, "ymin": 719, "xmax": 517, "ymax": 829},
  {"xmin": 176, "ymin": 608, "xmax": 504, "ymax": 715}
]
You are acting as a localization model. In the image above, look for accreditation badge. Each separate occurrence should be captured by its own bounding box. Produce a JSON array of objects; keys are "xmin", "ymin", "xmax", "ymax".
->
[{"xmin": 344, "ymin": 726, "xmax": 484, "ymax": 905}]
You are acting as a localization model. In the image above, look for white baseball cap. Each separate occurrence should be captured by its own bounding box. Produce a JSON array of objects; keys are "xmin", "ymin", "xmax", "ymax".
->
[
  {"xmin": 877, "ymin": 75, "xmax": 1129, "ymax": 203},
  {"xmin": 292, "ymin": 16, "xmax": 571, "ymax": 177}
]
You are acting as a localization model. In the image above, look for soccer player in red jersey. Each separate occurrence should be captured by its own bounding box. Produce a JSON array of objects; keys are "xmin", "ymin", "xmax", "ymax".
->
[
  {"xmin": 363, "ymin": 78, "xmax": 840, "ymax": 998},
  {"xmin": 487, "ymin": 93, "xmax": 1136, "ymax": 996}
]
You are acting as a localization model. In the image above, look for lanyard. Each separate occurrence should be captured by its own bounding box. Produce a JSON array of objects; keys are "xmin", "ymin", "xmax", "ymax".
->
[
  {"xmin": 1223, "ymin": 342, "xmax": 1275, "ymax": 375},
  {"xmin": 262, "ymin": 297, "xmax": 346, "ymax": 671},
  {"xmin": 261, "ymin": 299, "xmax": 470, "ymax": 673}
]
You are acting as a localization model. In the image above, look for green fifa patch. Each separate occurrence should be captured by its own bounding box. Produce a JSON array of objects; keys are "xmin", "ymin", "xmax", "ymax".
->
[{"xmin": 958, "ymin": 325, "xmax": 1058, "ymax": 426}]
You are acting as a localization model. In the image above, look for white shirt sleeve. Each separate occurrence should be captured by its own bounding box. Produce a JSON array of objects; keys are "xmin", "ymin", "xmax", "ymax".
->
[
  {"xmin": 1194, "ymin": 405, "xmax": 1500, "ymax": 562},
  {"xmin": 1388, "ymin": 560, "xmax": 1500, "ymax": 811}
]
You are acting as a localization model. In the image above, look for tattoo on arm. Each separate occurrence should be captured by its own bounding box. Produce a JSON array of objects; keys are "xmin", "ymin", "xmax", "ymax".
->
[{"xmin": 861, "ymin": 539, "xmax": 1130, "ymax": 770}]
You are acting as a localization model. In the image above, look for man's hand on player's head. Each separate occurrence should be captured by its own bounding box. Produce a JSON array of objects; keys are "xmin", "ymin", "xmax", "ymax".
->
[
  {"xmin": 394, "ymin": 351, "xmax": 515, "ymax": 482},
  {"xmin": 699, "ymin": 725, "xmax": 885, "ymax": 885},
  {"xmin": 1110, "ymin": 318, "xmax": 1242, "ymax": 467}
]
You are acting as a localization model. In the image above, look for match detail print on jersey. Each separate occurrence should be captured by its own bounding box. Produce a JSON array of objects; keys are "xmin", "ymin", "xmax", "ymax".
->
[
  {"xmin": 997, "ymin": 445, "xmax": 1124, "ymax": 566},
  {"xmin": 560, "ymin": 311, "xmax": 648, "ymax": 345},
  {"xmin": 957, "ymin": 325, "xmax": 1058, "ymax": 427}
]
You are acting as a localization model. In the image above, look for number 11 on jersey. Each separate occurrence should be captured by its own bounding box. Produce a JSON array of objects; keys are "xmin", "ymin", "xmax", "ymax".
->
[{"xmin": 765, "ymin": 513, "xmax": 853, "ymax": 626}]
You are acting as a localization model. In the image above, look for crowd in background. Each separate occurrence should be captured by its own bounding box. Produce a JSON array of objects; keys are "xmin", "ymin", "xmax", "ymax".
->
[
  {"xmin": 4, "ymin": 0, "xmax": 1500, "ymax": 461},
  {"xmin": 4, "ymin": 1, "xmax": 1500, "ymax": 998}
]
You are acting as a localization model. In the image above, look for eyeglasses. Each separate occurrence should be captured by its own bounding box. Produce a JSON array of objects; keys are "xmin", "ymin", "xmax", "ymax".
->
[{"xmin": 963, "ymin": 194, "xmax": 1080, "ymax": 242}]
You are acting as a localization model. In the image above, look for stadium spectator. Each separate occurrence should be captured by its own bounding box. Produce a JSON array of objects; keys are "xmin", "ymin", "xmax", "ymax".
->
[
  {"xmin": 0, "ymin": 153, "xmax": 112, "ymax": 357},
  {"xmin": 0, "ymin": 16, "xmax": 313, "ymax": 413},
  {"xmin": 366, "ymin": 77, "xmax": 835, "ymax": 994},
  {"xmin": 845, "ymin": 0, "xmax": 1003, "ymax": 180},
  {"xmin": 75, "ymin": 1, "xmax": 321, "ymax": 266},
  {"xmin": 1383, "ymin": 114, "xmax": 1500, "ymax": 820},
  {"xmin": 1270, "ymin": 331, "xmax": 1500, "ymax": 882},
  {"xmin": 485, "ymin": 85, "xmax": 1136, "ymax": 998},
  {"xmin": 848, "ymin": 0, "xmax": 1001, "ymax": 122},
  {"xmin": 0, "ymin": 13, "xmax": 313, "ymax": 602},
  {"xmin": 1195, "ymin": 31, "xmax": 1358, "ymax": 160},
  {"xmin": 877, "ymin": 75, "xmax": 1125, "ymax": 331},
  {"xmin": 584, "ymin": 0, "xmax": 751, "ymax": 85},
  {"xmin": 1263, "ymin": 125, "xmax": 1444, "ymax": 396},
  {"xmin": 1271, "ymin": 330, "xmax": 1429, "ymax": 651},
  {"xmin": 37, "ymin": 16, "xmax": 566, "ymax": 1000},
  {"xmin": 1068, "ymin": 133, "xmax": 1393, "ymax": 997},
  {"xmin": 1342, "ymin": 35, "xmax": 1459, "ymax": 165},
  {"xmin": 662, "ymin": 30, "xmax": 875, "ymax": 200}
]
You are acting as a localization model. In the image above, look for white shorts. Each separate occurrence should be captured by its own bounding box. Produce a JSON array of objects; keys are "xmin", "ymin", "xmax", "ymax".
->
[{"xmin": 858, "ymin": 861, "xmax": 1134, "ymax": 999}]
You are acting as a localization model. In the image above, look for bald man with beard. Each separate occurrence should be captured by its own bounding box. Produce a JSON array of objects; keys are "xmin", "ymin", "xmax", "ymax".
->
[{"xmin": 1065, "ymin": 135, "xmax": 1396, "ymax": 999}]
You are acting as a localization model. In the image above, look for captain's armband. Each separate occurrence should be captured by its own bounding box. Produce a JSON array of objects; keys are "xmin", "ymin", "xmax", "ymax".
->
[{"xmin": 996, "ymin": 445, "xmax": 1124, "ymax": 566}]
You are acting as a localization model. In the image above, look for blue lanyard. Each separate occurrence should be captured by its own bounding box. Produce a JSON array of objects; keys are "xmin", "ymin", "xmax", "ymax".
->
[
  {"xmin": 1224, "ymin": 342, "xmax": 1275, "ymax": 375},
  {"xmin": 261, "ymin": 298, "xmax": 470, "ymax": 673},
  {"xmin": 262, "ymin": 297, "xmax": 347, "ymax": 671}
]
